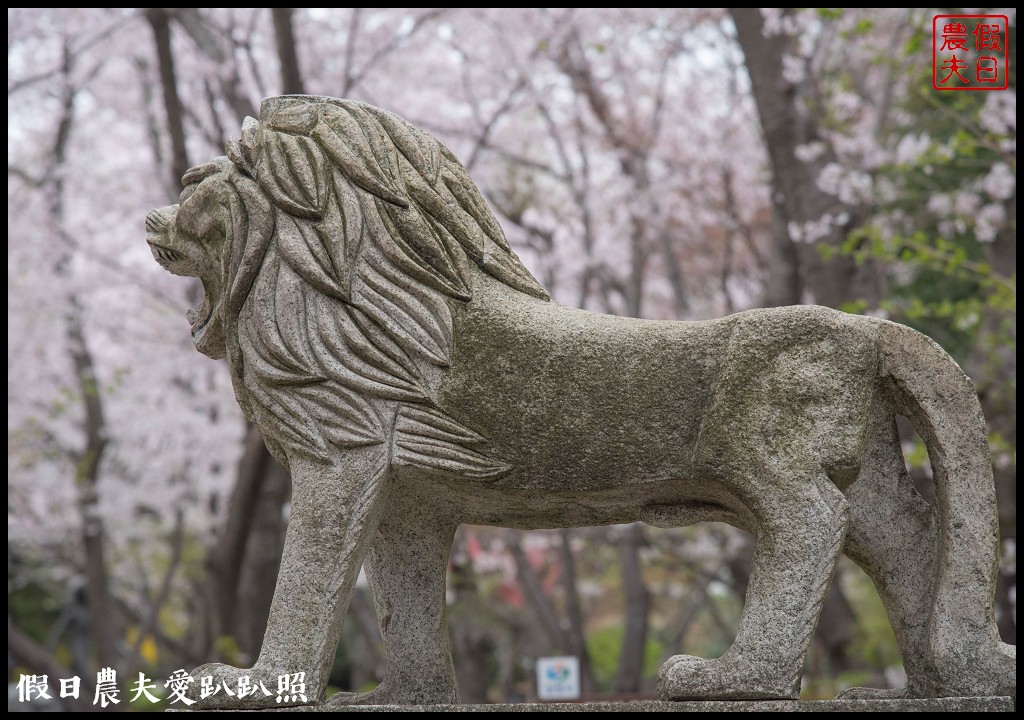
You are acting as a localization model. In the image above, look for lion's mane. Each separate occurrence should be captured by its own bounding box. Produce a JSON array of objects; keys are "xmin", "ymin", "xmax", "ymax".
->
[{"xmin": 187, "ymin": 97, "xmax": 547, "ymax": 472}]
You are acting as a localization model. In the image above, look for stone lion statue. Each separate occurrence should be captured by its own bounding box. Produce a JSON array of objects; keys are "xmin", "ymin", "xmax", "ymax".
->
[{"xmin": 146, "ymin": 95, "xmax": 1014, "ymax": 707}]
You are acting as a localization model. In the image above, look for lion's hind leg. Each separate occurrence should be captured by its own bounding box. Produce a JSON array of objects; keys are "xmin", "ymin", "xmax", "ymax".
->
[
  {"xmin": 658, "ymin": 471, "xmax": 849, "ymax": 701},
  {"xmin": 879, "ymin": 322, "xmax": 1015, "ymax": 697},
  {"xmin": 840, "ymin": 409, "xmax": 936, "ymax": 699},
  {"xmin": 844, "ymin": 398, "xmax": 1015, "ymax": 699}
]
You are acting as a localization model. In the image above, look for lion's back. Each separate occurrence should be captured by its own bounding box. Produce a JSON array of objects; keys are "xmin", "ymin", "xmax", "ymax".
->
[
  {"xmin": 440, "ymin": 295, "xmax": 883, "ymax": 492},
  {"xmin": 440, "ymin": 286, "xmax": 735, "ymax": 491}
]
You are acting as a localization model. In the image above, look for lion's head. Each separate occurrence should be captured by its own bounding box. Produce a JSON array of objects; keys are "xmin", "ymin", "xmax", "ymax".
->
[
  {"xmin": 146, "ymin": 158, "xmax": 252, "ymax": 360},
  {"xmin": 147, "ymin": 96, "xmax": 546, "ymax": 466}
]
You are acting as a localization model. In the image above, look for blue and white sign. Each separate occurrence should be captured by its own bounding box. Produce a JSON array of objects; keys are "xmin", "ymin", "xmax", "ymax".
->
[{"xmin": 536, "ymin": 656, "xmax": 581, "ymax": 701}]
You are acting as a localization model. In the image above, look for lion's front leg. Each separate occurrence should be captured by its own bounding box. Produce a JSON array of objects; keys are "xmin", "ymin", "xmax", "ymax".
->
[
  {"xmin": 191, "ymin": 447, "xmax": 389, "ymax": 709},
  {"xmin": 329, "ymin": 491, "xmax": 459, "ymax": 706}
]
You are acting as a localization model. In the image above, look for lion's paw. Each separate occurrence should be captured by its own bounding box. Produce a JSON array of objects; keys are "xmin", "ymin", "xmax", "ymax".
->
[
  {"xmin": 930, "ymin": 641, "xmax": 1016, "ymax": 698},
  {"xmin": 658, "ymin": 654, "xmax": 798, "ymax": 701}
]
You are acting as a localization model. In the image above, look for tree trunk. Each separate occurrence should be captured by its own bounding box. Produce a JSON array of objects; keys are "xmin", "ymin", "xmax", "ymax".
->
[
  {"xmin": 558, "ymin": 529, "xmax": 595, "ymax": 694},
  {"xmin": 47, "ymin": 43, "xmax": 118, "ymax": 673},
  {"xmin": 67, "ymin": 308, "xmax": 117, "ymax": 671},
  {"xmin": 8, "ymin": 616, "xmax": 95, "ymax": 712},
  {"xmin": 449, "ymin": 534, "xmax": 498, "ymax": 703},
  {"xmin": 169, "ymin": 9, "xmax": 256, "ymax": 123},
  {"xmin": 146, "ymin": 8, "xmax": 190, "ymax": 187},
  {"xmin": 272, "ymin": 8, "xmax": 305, "ymax": 95},
  {"xmin": 969, "ymin": 193, "xmax": 1016, "ymax": 644},
  {"xmin": 208, "ymin": 425, "xmax": 290, "ymax": 660},
  {"xmin": 507, "ymin": 530, "xmax": 565, "ymax": 645},
  {"xmin": 730, "ymin": 7, "xmax": 875, "ymax": 309},
  {"xmin": 343, "ymin": 587, "xmax": 384, "ymax": 689},
  {"xmin": 612, "ymin": 523, "xmax": 649, "ymax": 694},
  {"xmin": 236, "ymin": 458, "xmax": 290, "ymax": 661},
  {"xmin": 814, "ymin": 580, "xmax": 861, "ymax": 675},
  {"xmin": 762, "ymin": 197, "xmax": 803, "ymax": 306}
]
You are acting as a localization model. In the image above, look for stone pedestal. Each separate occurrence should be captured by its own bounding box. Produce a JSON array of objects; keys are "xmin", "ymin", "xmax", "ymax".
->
[{"xmin": 174, "ymin": 697, "xmax": 1014, "ymax": 712}]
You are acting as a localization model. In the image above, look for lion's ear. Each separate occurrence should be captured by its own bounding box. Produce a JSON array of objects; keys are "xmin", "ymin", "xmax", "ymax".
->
[
  {"xmin": 257, "ymin": 130, "xmax": 329, "ymax": 219},
  {"xmin": 240, "ymin": 117, "xmax": 260, "ymax": 165},
  {"xmin": 226, "ymin": 139, "xmax": 250, "ymax": 175},
  {"xmin": 226, "ymin": 118, "xmax": 262, "ymax": 177}
]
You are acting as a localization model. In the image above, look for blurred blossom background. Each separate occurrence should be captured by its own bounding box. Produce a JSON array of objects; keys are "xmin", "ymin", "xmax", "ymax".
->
[{"xmin": 7, "ymin": 8, "xmax": 1015, "ymax": 708}]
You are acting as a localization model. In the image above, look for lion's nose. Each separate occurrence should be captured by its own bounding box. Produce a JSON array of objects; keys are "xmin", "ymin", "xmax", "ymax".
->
[
  {"xmin": 146, "ymin": 204, "xmax": 194, "ymax": 273},
  {"xmin": 146, "ymin": 205, "xmax": 178, "ymax": 235}
]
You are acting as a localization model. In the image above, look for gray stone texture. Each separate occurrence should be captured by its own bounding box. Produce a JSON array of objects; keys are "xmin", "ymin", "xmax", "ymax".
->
[{"xmin": 147, "ymin": 95, "xmax": 1016, "ymax": 709}]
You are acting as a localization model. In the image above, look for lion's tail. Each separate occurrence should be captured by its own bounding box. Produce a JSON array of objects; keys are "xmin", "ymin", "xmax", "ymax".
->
[{"xmin": 879, "ymin": 320, "xmax": 1014, "ymax": 696}]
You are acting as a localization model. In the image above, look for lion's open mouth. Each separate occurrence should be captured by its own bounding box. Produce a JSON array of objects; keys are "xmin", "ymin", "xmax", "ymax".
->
[
  {"xmin": 186, "ymin": 272, "xmax": 225, "ymax": 359},
  {"xmin": 188, "ymin": 292, "xmax": 225, "ymax": 360},
  {"xmin": 188, "ymin": 275, "xmax": 222, "ymax": 334},
  {"xmin": 185, "ymin": 270, "xmax": 223, "ymax": 335},
  {"xmin": 187, "ymin": 297, "xmax": 215, "ymax": 335}
]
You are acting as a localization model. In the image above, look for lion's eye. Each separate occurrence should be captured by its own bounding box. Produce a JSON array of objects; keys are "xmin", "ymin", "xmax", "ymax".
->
[{"xmin": 177, "ymin": 202, "xmax": 226, "ymax": 244}]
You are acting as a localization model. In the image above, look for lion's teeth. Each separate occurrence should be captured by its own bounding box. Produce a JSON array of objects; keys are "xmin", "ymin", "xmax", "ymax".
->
[{"xmin": 150, "ymin": 245, "xmax": 182, "ymax": 264}]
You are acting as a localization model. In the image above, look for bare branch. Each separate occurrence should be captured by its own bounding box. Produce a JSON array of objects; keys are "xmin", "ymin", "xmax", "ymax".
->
[
  {"xmin": 341, "ymin": 8, "xmax": 363, "ymax": 96},
  {"xmin": 127, "ymin": 509, "xmax": 186, "ymax": 669},
  {"xmin": 346, "ymin": 9, "xmax": 450, "ymax": 93},
  {"xmin": 170, "ymin": 8, "xmax": 257, "ymax": 121},
  {"xmin": 8, "ymin": 10, "xmax": 142, "ymax": 97},
  {"xmin": 7, "ymin": 164, "xmax": 44, "ymax": 187}
]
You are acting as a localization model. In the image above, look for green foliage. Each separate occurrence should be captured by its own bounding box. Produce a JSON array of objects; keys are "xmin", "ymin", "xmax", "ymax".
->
[
  {"xmin": 835, "ymin": 225, "xmax": 1014, "ymax": 357},
  {"xmin": 844, "ymin": 564, "xmax": 902, "ymax": 669},
  {"xmin": 852, "ymin": 19, "xmax": 874, "ymax": 35},
  {"xmin": 585, "ymin": 625, "xmax": 665, "ymax": 692},
  {"xmin": 812, "ymin": 8, "xmax": 1015, "ymax": 682},
  {"xmin": 587, "ymin": 625, "xmax": 621, "ymax": 689},
  {"xmin": 829, "ymin": 16, "xmax": 1016, "ymax": 361},
  {"xmin": 903, "ymin": 26, "xmax": 926, "ymax": 56},
  {"xmin": 214, "ymin": 635, "xmax": 243, "ymax": 666},
  {"xmin": 8, "ymin": 576, "xmax": 62, "ymax": 647},
  {"xmin": 642, "ymin": 636, "xmax": 665, "ymax": 678}
]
